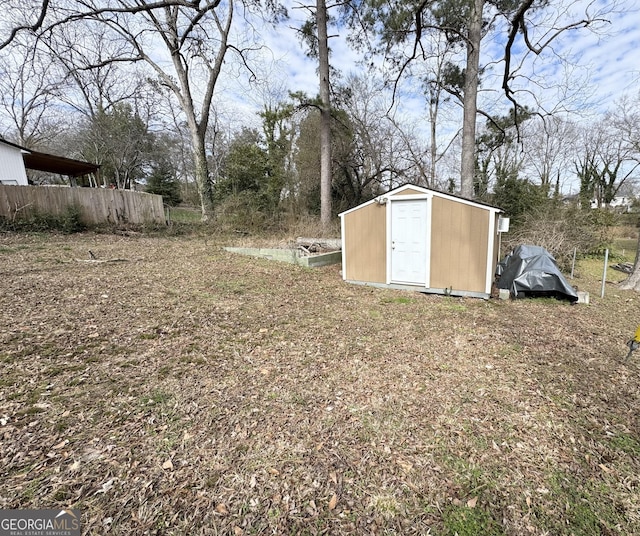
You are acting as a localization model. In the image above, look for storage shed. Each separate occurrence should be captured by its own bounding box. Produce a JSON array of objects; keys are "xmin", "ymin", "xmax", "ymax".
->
[{"xmin": 339, "ymin": 184, "xmax": 503, "ymax": 298}]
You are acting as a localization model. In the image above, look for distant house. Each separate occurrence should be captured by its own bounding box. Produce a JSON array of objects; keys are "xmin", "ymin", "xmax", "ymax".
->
[
  {"xmin": 589, "ymin": 196, "xmax": 634, "ymax": 211},
  {"xmin": 561, "ymin": 194, "xmax": 580, "ymax": 207},
  {"xmin": 563, "ymin": 193, "xmax": 635, "ymax": 212},
  {"xmin": 0, "ymin": 138, "xmax": 99, "ymax": 186},
  {"xmin": 608, "ymin": 196, "xmax": 634, "ymax": 211}
]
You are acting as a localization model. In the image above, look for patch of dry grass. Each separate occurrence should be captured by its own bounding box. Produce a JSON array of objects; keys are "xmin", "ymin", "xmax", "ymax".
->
[{"xmin": 1, "ymin": 231, "xmax": 639, "ymax": 535}]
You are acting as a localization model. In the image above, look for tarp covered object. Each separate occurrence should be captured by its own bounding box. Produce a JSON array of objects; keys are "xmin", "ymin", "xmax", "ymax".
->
[{"xmin": 497, "ymin": 245, "xmax": 578, "ymax": 302}]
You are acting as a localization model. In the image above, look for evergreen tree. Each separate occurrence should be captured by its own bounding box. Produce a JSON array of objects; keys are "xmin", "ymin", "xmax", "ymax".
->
[
  {"xmin": 215, "ymin": 128, "xmax": 269, "ymax": 207},
  {"xmin": 492, "ymin": 171, "xmax": 546, "ymax": 227},
  {"xmin": 146, "ymin": 159, "xmax": 182, "ymax": 206}
]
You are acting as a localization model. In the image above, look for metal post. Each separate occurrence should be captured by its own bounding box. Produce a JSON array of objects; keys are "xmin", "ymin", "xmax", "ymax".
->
[
  {"xmin": 601, "ymin": 249, "xmax": 609, "ymax": 298},
  {"xmin": 570, "ymin": 247, "xmax": 577, "ymax": 279}
]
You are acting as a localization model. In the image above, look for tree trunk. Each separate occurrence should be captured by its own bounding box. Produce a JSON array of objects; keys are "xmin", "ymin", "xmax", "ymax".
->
[
  {"xmin": 619, "ymin": 234, "xmax": 640, "ymax": 290},
  {"xmin": 460, "ymin": 0, "xmax": 484, "ymax": 199},
  {"xmin": 317, "ymin": 0, "xmax": 332, "ymax": 230},
  {"xmin": 193, "ymin": 135, "xmax": 214, "ymax": 220},
  {"xmin": 429, "ymin": 97, "xmax": 438, "ymax": 188}
]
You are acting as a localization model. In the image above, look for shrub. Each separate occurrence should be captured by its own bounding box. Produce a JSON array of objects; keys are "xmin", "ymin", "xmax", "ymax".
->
[
  {"xmin": 0, "ymin": 205, "xmax": 87, "ymax": 234},
  {"xmin": 503, "ymin": 205, "xmax": 617, "ymax": 271},
  {"xmin": 214, "ymin": 191, "xmax": 272, "ymax": 233}
]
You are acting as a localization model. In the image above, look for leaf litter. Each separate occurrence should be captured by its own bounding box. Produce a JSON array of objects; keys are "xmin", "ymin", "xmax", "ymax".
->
[{"xmin": 1, "ymin": 231, "xmax": 639, "ymax": 534}]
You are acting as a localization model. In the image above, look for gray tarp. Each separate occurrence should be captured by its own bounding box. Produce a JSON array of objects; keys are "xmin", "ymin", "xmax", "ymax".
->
[{"xmin": 497, "ymin": 245, "xmax": 578, "ymax": 302}]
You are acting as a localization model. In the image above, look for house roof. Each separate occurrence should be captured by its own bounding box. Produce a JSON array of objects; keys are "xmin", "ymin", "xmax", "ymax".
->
[
  {"xmin": 339, "ymin": 183, "xmax": 503, "ymax": 217},
  {"xmin": 0, "ymin": 138, "xmax": 99, "ymax": 178}
]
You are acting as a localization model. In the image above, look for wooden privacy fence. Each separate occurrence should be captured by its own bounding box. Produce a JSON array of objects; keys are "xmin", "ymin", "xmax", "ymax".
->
[{"xmin": 0, "ymin": 185, "xmax": 165, "ymax": 226}]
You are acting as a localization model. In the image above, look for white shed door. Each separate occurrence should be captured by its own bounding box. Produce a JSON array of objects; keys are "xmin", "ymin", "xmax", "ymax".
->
[{"xmin": 390, "ymin": 199, "xmax": 428, "ymax": 284}]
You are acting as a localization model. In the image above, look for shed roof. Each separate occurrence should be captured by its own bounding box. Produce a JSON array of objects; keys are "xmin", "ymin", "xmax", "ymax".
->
[
  {"xmin": 339, "ymin": 184, "xmax": 503, "ymax": 217},
  {"xmin": 0, "ymin": 138, "xmax": 99, "ymax": 178}
]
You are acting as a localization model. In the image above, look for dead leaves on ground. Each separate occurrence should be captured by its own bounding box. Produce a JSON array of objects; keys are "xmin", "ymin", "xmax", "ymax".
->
[{"xmin": 1, "ymin": 233, "xmax": 640, "ymax": 534}]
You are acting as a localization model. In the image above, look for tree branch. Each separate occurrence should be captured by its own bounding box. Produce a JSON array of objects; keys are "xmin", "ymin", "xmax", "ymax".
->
[
  {"xmin": 1, "ymin": 0, "xmax": 206, "ymax": 50},
  {"xmin": 504, "ymin": 3, "xmax": 610, "ymax": 119},
  {"xmin": 502, "ymin": 1, "xmax": 535, "ymax": 113},
  {"xmin": 0, "ymin": 0, "xmax": 50, "ymax": 50}
]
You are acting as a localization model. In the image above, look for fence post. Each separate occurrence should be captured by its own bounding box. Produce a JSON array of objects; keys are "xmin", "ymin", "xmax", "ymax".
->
[{"xmin": 601, "ymin": 249, "xmax": 609, "ymax": 299}]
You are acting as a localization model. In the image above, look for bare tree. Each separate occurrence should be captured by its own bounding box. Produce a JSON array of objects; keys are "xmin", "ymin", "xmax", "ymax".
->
[
  {"xmin": 0, "ymin": 1, "xmax": 53, "ymax": 51},
  {"xmin": 347, "ymin": 0, "xmax": 612, "ymax": 198},
  {"xmin": 3, "ymin": 0, "xmax": 281, "ymax": 220},
  {"xmin": 78, "ymin": 102, "xmax": 153, "ymax": 189},
  {"xmin": 573, "ymin": 120, "xmax": 639, "ymax": 209},
  {"xmin": 523, "ymin": 115, "xmax": 577, "ymax": 194},
  {"xmin": 45, "ymin": 21, "xmax": 148, "ymax": 120},
  {"xmin": 0, "ymin": 37, "xmax": 61, "ymax": 147},
  {"xmin": 0, "ymin": 1, "xmax": 233, "ymax": 51},
  {"xmin": 87, "ymin": 1, "xmax": 234, "ymax": 219},
  {"xmin": 334, "ymin": 73, "xmax": 429, "ymax": 201},
  {"xmin": 423, "ymin": 38, "xmax": 459, "ymax": 187},
  {"xmin": 608, "ymin": 94, "xmax": 640, "ymax": 291},
  {"xmin": 612, "ymin": 94, "xmax": 640, "ymax": 158}
]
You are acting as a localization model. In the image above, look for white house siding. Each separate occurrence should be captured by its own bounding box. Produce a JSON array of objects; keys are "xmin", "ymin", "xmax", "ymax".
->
[{"xmin": 0, "ymin": 141, "xmax": 28, "ymax": 185}]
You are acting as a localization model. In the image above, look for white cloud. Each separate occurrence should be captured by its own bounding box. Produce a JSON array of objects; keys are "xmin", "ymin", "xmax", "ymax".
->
[{"xmin": 235, "ymin": 0, "xmax": 640, "ymax": 118}]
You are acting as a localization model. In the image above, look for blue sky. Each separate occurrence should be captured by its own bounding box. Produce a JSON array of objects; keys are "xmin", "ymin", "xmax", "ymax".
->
[
  {"xmin": 243, "ymin": 0, "xmax": 640, "ymax": 121},
  {"xmin": 218, "ymin": 0, "xmax": 638, "ymax": 195}
]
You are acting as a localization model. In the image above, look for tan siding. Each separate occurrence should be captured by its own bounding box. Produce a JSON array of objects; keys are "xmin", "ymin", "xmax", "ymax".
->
[
  {"xmin": 430, "ymin": 197, "xmax": 489, "ymax": 293},
  {"xmin": 393, "ymin": 188, "xmax": 423, "ymax": 196},
  {"xmin": 344, "ymin": 202, "xmax": 386, "ymax": 283}
]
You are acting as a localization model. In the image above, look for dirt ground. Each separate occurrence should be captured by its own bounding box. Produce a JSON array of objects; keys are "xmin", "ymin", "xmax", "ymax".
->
[{"xmin": 1, "ymin": 231, "xmax": 640, "ymax": 535}]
